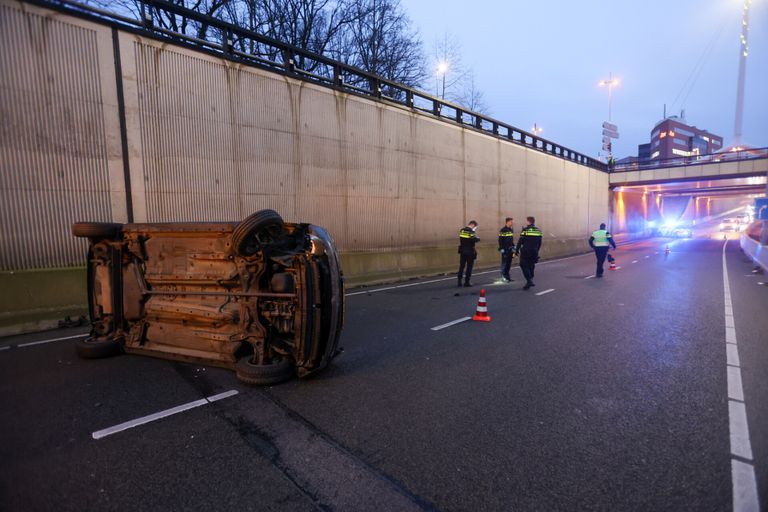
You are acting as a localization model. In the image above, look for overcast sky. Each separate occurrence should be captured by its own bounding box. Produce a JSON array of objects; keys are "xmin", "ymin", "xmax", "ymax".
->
[{"xmin": 400, "ymin": 0, "xmax": 768, "ymax": 159}]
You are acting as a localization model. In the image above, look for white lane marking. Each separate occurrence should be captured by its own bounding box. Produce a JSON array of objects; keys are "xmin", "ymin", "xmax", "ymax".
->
[
  {"xmin": 728, "ymin": 366, "xmax": 745, "ymax": 402},
  {"xmin": 346, "ymin": 251, "xmax": 598, "ymax": 297},
  {"xmin": 722, "ymin": 239, "xmax": 759, "ymax": 510},
  {"xmin": 632, "ymin": 260, "xmax": 638, "ymax": 264},
  {"xmin": 645, "ymin": 255, "xmax": 650, "ymax": 259},
  {"xmin": 535, "ymin": 288, "xmax": 555, "ymax": 296},
  {"xmin": 726, "ymin": 344, "xmax": 741, "ymax": 367},
  {"xmin": 345, "ymin": 270, "xmax": 498, "ymax": 297},
  {"xmin": 732, "ymin": 459, "xmax": 760, "ymax": 512},
  {"xmin": 729, "ymin": 401, "xmax": 754, "ymax": 460},
  {"xmin": 17, "ymin": 333, "xmax": 88, "ymax": 348},
  {"xmin": 0, "ymin": 346, "xmax": 10, "ymax": 351},
  {"xmin": 92, "ymin": 390, "xmax": 239, "ymax": 440},
  {"xmin": 430, "ymin": 317, "xmax": 473, "ymax": 331},
  {"xmin": 584, "ymin": 275, "xmax": 595, "ymax": 279}
]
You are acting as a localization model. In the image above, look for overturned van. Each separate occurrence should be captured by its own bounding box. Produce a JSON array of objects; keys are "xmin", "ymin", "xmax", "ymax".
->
[{"xmin": 72, "ymin": 210, "xmax": 344, "ymax": 385}]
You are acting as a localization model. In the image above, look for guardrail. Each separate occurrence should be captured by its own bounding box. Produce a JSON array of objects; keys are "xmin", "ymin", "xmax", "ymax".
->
[
  {"xmin": 740, "ymin": 221, "xmax": 768, "ymax": 272},
  {"xmin": 612, "ymin": 147, "xmax": 768, "ymax": 173},
  {"xmin": 26, "ymin": 0, "xmax": 608, "ymax": 171}
]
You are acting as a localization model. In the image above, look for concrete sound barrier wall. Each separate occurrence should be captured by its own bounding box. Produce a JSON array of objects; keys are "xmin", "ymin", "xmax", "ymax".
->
[{"xmin": 0, "ymin": 0, "xmax": 609, "ymax": 333}]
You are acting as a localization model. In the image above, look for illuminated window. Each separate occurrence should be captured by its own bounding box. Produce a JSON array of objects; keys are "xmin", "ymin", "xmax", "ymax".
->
[
  {"xmin": 672, "ymin": 148, "xmax": 692, "ymax": 157},
  {"xmin": 668, "ymin": 130, "xmax": 676, "ymax": 137},
  {"xmin": 659, "ymin": 131, "xmax": 667, "ymax": 138},
  {"xmin": 651, "ymin": 151, "xmax": 660, "ymax": 159}
]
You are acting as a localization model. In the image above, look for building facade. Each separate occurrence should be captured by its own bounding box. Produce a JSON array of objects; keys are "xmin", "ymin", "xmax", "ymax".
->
[{"xmin": 646, "ymin": 116, "xmax": 723, "ymax": 161}]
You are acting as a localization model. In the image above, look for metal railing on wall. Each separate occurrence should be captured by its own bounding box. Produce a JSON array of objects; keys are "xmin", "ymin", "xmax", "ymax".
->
[{"xmin": 30, "ymin": 0, "xmax": 608, "ymax": 171}]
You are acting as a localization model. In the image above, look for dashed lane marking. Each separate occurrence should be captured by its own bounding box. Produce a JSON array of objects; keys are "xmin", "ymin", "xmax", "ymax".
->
[
  {"xmin": 584, "ymin": 275, "xmax": 595, "ymax": 279},
  {"xmin": 722, "ymin": 239, "xmax": 759, "ymax": 511},
  {"xmin": 92, "ymin": 390, "xmax": 239, "ymax": 440},
  {"xmin": 645, "ymin": 255, "xmax": 650, "ymax": 259},
  {"xmin": 430, "ymin": 317, "xmax": 472, "ymax": 331},
  {"xmin": 346, "ymin": 251, "xmax": 597, "ymax": 297},
  {"xmin": 535, "ymin": 288, "xmax": 555, "ymax": 296},
  {"xmin": 0, "ymin": 346, "xmax": 10, "ymax": 351},
  {"xmin": 632, "ymin": 260, "xmax": 638, "ymax": 264}
]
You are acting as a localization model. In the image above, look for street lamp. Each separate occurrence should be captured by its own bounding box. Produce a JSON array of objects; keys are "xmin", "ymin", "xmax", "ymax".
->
[
  {"xmin": 598, "ymin": 73, "xmax": 619, "ymax": 121},
  {"xmin": 436, "ymin": 61, "xmax": 449, "ymax": 99},
  {"xmin": 531, "ymin": 124, "xmax": 543, "ymax": 137}
]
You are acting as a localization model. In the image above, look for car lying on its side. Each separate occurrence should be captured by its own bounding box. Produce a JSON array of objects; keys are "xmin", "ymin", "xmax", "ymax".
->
[{"xmin": 72, "ymin": 210, "xmax": 344, "ymax": 385}]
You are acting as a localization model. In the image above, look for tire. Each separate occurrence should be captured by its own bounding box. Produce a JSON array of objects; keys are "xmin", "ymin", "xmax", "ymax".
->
[
  {"xmin": 72, "ymin": 222, "xmax": 122, "ymax": 239},
  {"xmin": 231, "ymin": 210, "xmax": 284, "ymax": 255},
  {"xmin": 75, "ymin": 336, "xmax": 122, "ymax": 359},
  {"xmin": 235, "ymin": 356, "xmax": 294, "ymax": 386}
]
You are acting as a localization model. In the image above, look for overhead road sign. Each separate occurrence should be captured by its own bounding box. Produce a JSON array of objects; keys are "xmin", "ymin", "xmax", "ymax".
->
[
  {"xmin": 603, "ymin": 128, "xmax": 619, "ymax": 139},
  {"xmin": 602, "ymin": 121, "xmax": 618, "ymax": 132}
]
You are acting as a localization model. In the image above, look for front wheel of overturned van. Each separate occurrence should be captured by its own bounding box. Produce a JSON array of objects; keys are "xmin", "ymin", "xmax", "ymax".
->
[
  {"xmin": 75, "ymin": 336, "xmax": 122, "ymax": 359},
  {"xmin": 235, "ymin": 356, "xmax": 294, "ymax": 386}
]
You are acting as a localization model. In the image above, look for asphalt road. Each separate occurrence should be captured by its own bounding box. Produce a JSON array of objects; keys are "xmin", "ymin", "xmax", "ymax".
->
[{"xmin": 1, "ymin": 237, "xmax": 766, "ymax": 511}]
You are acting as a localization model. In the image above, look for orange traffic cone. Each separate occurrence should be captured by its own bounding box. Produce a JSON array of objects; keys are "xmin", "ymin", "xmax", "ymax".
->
[
  {"xmin": 472, "ymin": 289, "xmax": 491, "ymax": 322},
  {"xmin": 609, "ymin": 260, "xmax": 617, "ymax": 271}
]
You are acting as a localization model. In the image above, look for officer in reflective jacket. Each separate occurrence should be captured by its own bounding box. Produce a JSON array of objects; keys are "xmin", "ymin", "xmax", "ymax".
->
[
  {"xmin": 458, "ymin": 220, "xmax": 479, "ymax": 287},
  {"xmin": 588, "ymin": 223, "xmax": 617, "ymax": 277},
  {"xmin": 515, "ymin": 216, "xmax": 542, "ymax": 290},
  {"xmin": 498, "ymin": 217, "xmax": 515, "ymax": 282}
]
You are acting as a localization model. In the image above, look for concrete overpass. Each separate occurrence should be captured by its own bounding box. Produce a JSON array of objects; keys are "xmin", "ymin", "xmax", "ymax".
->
[{"xmin": 609, "ymin": 150, "xmax": 768, "ymax": 187}]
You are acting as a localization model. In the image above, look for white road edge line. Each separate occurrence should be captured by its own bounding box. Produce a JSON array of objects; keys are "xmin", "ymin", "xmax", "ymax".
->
[
  {"xmin": 722, "ymin": 239, "xmax": 760, "ymax": 511},
  {"xmin": 17, "ymin": 333, "xmax": 89, "ymax": 348},
  {"xmin": 535, "ymin": 288, "xmax": 555, "ymax": 296},
  {"xmin": 345, "ymin": 252, "xmax": 597, "ymax": 297},
  {"xmin": 92, "ymin": 390, "xmax": 239, "ymax": 440},
  {"xmin": 430, "ymin": 317, "xmax": 472, "ymax": 331}
]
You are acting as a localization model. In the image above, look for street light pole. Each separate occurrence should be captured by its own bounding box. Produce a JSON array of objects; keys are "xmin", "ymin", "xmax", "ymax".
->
[
  {"xmin": 599, "ymin": 73, "xmax": 619, "ymax": 122},
  {"xmin": 599, "ymin": 73, "xmax": 619, "ymax": 161},
  {"xmin": 436, "ymin": 61, "xmax": 449, "ymax": 99}
]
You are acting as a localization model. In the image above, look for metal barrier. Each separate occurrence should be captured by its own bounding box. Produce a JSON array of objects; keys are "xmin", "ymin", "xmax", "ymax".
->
[
  {"xmin": 28, "ymin": 0, "xmax": 607, "ymax": 171},
  {"xmin": 612, "ymin": 147, "xmax": 768, "ymax": 173}
]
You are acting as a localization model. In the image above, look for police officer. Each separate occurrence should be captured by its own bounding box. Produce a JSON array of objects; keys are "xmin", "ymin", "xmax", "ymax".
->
[
  {"xmin": 515, "ymin": 216, "xmax": 542, "ymax": 290},
  {"xmin": 588, "ymin": 222, "xmax": 617, "ymax": 277},
  {"xmin": 458, "ymin": 220, "xmax": 479, "ymax": 287},
  {"xmin": 498, "ymin": 217, "xmax": 515, "ymax": 282}
]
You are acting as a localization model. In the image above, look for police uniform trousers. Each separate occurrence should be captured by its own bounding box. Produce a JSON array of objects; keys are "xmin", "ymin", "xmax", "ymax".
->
[
  {"xmin": 519, "ymin": 253, "xmax": 537, "ymax": 283},
  {"xmin": 458, "ymin": 253, "xmax": 475, "ymax": 284},
  {"xmin": 594, "ymin": 246, "xmax": 609, "ymax": 276}
]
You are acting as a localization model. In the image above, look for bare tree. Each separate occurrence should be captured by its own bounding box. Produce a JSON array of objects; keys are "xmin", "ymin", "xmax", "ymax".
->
[
  {"xmin": 337, "ymin": 0, "xmax": 425, "ymax": 92},
  {"xmin": 427, "ymin": 32, "xmax": 490, "ymax": 114},
  {"xmin": 453, "ymin": 71, "xmax": 489, "ymax": 115},
  {"xmin": 430, "ymin": 32, "xmax": 469, "ymax": 100}
]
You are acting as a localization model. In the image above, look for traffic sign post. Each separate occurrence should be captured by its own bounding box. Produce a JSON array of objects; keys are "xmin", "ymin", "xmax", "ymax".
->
[{"xmin": 601, "ymin": 121, "xmax": 619, "ymax": 162}]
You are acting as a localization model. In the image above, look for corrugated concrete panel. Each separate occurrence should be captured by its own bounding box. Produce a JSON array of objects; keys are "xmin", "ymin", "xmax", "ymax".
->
[{"xmin": 0, "ymin": 1, "xmax": 115, "ymax": 270}]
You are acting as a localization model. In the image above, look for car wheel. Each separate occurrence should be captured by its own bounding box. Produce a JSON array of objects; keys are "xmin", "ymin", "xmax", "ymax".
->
[
  {"xmin": 231, "ymin": 210, "xmax": 284, "ymax": 256},
  {"xmin": 75, "ymin": 336, "xmax": 122, "ymax": 359},
  {"xmin": 72, "ymin": 222, "xmax": 123, "ymax": 239},
  {"xmin": 235, "ymin": 356, "xmax": 294, "ymax": 385}
]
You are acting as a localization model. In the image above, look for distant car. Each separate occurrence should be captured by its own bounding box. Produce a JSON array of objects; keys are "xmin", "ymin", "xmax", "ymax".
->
[
  {"xmin": 720, "ymin": 218, "xmax": 740, "ymax": 232},
  {"xmin": 673, "ymin": 227, "xmax": 693, "ymax": 238},
  {"xmin": 71, "ymin": 209, "xmax": 344, "ymax": 385}
]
